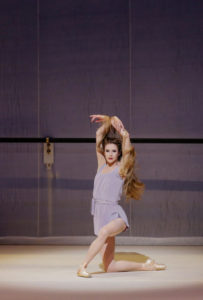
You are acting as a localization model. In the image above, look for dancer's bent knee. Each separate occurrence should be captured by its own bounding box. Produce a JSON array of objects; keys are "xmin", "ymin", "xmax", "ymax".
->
[
  {"xmin": 98, "ymin": 227, "xmax": 109, "ymax": 241},
  {"xmin": 106, "ymin": 260, "xmax": 117, "ymax": 273},
  {"xmin": 98, "ymin": 219, "xmax": 126, "ymax": 240}
]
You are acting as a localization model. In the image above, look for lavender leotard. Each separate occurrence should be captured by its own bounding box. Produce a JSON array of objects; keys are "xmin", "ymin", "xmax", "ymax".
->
[{"xmin": 91, "ymin": 163, "xmax": 129, "ymax": 235}]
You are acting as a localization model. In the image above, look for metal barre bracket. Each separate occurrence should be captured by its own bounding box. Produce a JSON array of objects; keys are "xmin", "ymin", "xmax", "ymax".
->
[{"xmin": 43, "ymin": 137, "xmax": 54, "ymax": 170}]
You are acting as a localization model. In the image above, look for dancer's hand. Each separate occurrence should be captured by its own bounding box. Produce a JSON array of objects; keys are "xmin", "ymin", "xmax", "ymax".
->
[
  {"xmin": 90, "ymin": 114, "xmax": 108, "ymax": 123},
  {"xmin": 111, "ymin": 116, "xmax": 127, "ymax": 136}
]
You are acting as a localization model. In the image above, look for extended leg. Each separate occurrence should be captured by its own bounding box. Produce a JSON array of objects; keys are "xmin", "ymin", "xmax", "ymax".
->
[{"xmin": 101, "ymin": 237, "xmax": 166, "ymax": 273}]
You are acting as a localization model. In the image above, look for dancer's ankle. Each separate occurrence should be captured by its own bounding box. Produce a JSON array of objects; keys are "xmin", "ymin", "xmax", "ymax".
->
[
  {"xmin": 82, "ymin": 262, "xmax": 88, "ymax": 269},
  {"xmin": 142, "ymin": 258, "xmax": 154, "ymax": 271}
]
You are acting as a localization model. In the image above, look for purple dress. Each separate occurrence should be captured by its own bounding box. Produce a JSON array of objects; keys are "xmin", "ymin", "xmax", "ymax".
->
[{"xmin": 91, "ymin": 163, "xmax": 129, "ymax": 235}]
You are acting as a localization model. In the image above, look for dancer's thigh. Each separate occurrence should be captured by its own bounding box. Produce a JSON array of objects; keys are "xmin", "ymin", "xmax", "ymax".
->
[{"xmin": 99, "ymin": 218, "xmax": 126, "ymax": 239}]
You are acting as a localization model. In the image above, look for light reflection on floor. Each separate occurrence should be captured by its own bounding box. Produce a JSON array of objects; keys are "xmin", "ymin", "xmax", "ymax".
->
[{"xmin": 0, "ymin": 245, "xmax": 202, "ymax": 299}]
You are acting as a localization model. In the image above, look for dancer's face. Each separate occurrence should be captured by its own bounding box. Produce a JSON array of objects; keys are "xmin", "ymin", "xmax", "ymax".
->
[{"xmin": 104, "ymin": 143, "xmax": 120, "ymax": 165}]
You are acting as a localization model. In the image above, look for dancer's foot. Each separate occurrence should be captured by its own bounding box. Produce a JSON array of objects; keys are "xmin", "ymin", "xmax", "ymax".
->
[
  {"xmin": 143, "ymin": 258, "xmax": 166, "ymax": 271},
  {"xmin": 77, "ymin": 265, "xmax": 92, "ymax": 278}
]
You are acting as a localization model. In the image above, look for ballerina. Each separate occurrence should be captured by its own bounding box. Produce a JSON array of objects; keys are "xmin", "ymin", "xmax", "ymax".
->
[{"xmin": 77, "ymin": 114, "xmax": 166, "ymax": 278}]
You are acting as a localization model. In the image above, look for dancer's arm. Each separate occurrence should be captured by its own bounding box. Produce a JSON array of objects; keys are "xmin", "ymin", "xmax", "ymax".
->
[
  {"xmin": 90, "ymin": 114, "xmax": 111, "ymax": 170},
  {"xmin": 111, "ymin": 116, "xmax": 134, "ymax": 178}
]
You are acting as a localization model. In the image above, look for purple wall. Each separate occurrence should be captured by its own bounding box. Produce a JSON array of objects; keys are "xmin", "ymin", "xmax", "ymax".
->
[{"xmin": 0, "ymin": 0, "xmax": 202, "ymax": 238}]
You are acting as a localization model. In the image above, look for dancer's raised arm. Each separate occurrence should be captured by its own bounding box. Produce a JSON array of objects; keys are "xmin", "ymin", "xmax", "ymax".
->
[
  {"xmin": 111, "ymin": 116, "xmax": 144, "ymax": 200},
  {"xmin": 111, "ymin": 116, "xmax": 133, "ymax": 178},
  {"xmin": 90, "ymin": 114, "xmax": 111, "ymax": 170}
]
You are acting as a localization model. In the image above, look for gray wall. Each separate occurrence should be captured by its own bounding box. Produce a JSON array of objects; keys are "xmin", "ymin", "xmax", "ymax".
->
[{"xmin": 0, "ymin": 0, "xmax": 202, "ymax": 238}]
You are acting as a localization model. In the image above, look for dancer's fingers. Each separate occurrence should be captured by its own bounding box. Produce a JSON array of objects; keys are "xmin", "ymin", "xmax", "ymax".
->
[
  {"xmin": 90, "ymin": 115, "xmax": 103, "ymax": 123},
  {"xmin": 90, "ymin": 115, "xmax": 99, "ymax": 122},
  {"xmin": 94, "ymin": 116, "xmax": 102, "ymax": 122}
]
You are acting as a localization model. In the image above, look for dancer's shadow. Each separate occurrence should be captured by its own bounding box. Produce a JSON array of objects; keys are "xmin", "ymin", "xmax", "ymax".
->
[{"xmin": 91, "ymin": 252, "xmax": 150, "ymax": 275}]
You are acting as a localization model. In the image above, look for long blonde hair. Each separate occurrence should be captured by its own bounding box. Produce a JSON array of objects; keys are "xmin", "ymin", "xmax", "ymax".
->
[{"xmin": 97, "ymin": 119, "xmax": 144, "ymax": 201}]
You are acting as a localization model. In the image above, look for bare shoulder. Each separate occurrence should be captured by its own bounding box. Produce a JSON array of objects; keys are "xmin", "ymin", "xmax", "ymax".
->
[
  {"xmin": 117, "ymin": 161, "xmax": 122, "ymax": 172},
  {"xmin": 117, "ymin": 161, "xmax": 121, "ymax": 167}
]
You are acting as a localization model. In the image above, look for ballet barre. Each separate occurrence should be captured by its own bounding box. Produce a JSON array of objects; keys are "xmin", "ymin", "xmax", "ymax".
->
[{"xmin": 0, "ymin": 137, "xmax": 202, "ymax": 143}]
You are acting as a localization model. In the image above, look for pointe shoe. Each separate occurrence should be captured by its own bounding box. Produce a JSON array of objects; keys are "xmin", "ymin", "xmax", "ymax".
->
[
  {"xmin": 144, "ymin": 258, "xmax": 166, "ymax": 271},
  {"xmin": 154, "ymin": 262, "xmax": 166, "ymax": 271},
  {"xmin": 77, "ymin": 266, "xmax": 92, "ymax": 278}
]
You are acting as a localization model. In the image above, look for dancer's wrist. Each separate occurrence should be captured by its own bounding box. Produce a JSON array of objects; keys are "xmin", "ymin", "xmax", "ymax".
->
[{"xmin": 120, "ymin": 128, "xmax": 129, "ymax": 138}]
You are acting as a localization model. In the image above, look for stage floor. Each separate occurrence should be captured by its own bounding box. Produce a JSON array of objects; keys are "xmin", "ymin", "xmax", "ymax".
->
[{"xmin": 0, "ymin": 245, "xmax": 202, "ymax": 299}]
